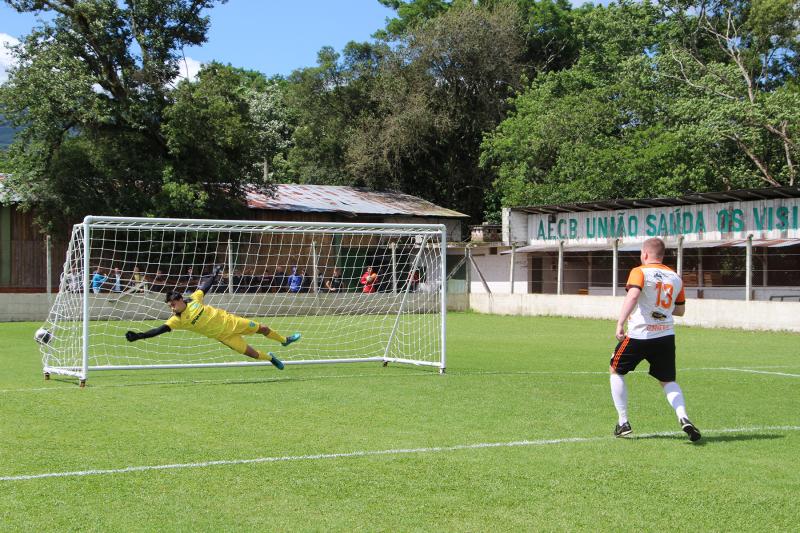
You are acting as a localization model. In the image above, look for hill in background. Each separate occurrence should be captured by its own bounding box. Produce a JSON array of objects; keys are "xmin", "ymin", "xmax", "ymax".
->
[
  {"xmin": 0, "ymin": 124, "xmax": 15, "ymax": 148},
  {"xmin": 0, "ymin": 113, "xmax": 17, "ymax": 148}
]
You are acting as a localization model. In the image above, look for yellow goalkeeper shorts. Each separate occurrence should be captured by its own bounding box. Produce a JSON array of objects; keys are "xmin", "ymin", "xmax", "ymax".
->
[{"xmin": 217, "ymin": 317, "xmax": 261, "ymax": 354}]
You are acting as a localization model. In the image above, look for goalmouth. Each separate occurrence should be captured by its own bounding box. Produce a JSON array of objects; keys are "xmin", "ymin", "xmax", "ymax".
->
[{"xmin": 39, "ymin": 216, "xmax": 447, "ymax": 385}]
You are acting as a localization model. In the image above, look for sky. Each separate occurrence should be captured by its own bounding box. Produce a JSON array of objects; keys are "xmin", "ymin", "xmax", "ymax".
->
[{"xmin": 0, "ymin": 0, "xmax": 396, "ymax": 83}]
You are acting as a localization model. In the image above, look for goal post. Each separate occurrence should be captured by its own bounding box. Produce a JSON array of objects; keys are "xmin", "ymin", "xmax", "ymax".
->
[{"xmin": 39, "ymin": 216, "xmax": 447, "ymax": 385}]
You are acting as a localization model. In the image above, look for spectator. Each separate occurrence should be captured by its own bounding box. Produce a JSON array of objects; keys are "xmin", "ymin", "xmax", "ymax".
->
[
  {"xmin": 408, "ymin": 269, "xmax": 420, "ymax": 292},
  {"xmin": 64, "ymin": 270, "xmax": 80, "ymax": 293},
  {"xmin": 112, "ymin": 267, "xmax": 123, "ymax": 293},
  {"xmin": 325, "ymin": 268, "xmax": 343, "ymax": 292},
  {"xmin": 301, "ymin": 268, "xmax": 312, "ymax": 292},
  {"xmin": 132, "ymin": 265, "xmax": 146, "ymax": 292},
  {"xmin": 360, "ymin": 265, "xmax": 378, "ymax": 293},
  {"xmin": 91, "ymin": 267, "xmax": 108, "ymax": 294},
  {"xmin": 288, "ymin": 267, "xmax": 303, "ymax": 293}
]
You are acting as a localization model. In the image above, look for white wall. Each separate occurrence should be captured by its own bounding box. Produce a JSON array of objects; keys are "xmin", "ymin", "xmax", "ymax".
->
[
  {"xmin": 469, "ymin": 293, "xmax": 800, "ymax": 333},
  {"xmin": 4, "ymin": 292, "xmax": 797, "ymax": 332},
  {"xmin": 0, "ymin": 292, "xmax": 445, "ymax": 322},
  {"xmin": 0, "ymin": 293, "xmax": 54, "ymax": 322},
  {"xmin": 468, "ymin": 250, "xmax": 530, "ymax": 294}
]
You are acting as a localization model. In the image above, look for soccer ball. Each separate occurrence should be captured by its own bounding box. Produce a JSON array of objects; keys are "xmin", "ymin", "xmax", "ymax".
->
[{"xmin": 34, "ymin": 327, "xmax": 53, "ymax": 345}]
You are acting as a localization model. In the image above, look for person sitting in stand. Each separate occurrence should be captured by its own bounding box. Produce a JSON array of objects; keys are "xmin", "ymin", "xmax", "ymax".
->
[
  {"xmin": 287, "ymin": 267, "xmax": 303, "ymax": 293},
  {"xmin": 91, "ymin": 267, "xmax": 108, "ymax": 294},
  {"xmin": 408, "ymin": 269, "xmax": 420, "ymax": 292},
  {"xmin": 360, "ymin": 265, "xmax": 378, "ymax": 293},
  {"xmin": 325, "ymin": 268, "xmax": 343, "ymax": 292}
]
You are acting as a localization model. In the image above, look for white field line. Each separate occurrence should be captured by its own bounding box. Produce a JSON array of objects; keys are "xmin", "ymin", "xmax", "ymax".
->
[
  {"xmin": 2, "ymin": 365, "xmax": 800, "ymax": 394},
  {"xmin": 713, "ymin": 367, "xmax": 800, "ymax": 378},
  {"xmin": 1, "ymin": 425, "xmax": 799, "ymax": 483}
]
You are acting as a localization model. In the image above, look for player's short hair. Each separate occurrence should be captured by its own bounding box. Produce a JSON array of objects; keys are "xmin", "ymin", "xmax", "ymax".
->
[
  {"xmin": 165, "ymin": 291, "xmax": 184, "ymax": 303},
  {"xmin": 642, "ymin": 237, "xmax": 666, "ymax": 260}
]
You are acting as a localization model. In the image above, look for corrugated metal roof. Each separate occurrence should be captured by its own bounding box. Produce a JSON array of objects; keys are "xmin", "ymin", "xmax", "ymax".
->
[
  {"xmin": 513, "ymin": 186, "xmax": 800, "ymax": 214},
  {"xmin": 0, "ymin": 176, "xmax": 467, "ymax": 218},
  {"xmin": 246, "ymin": 184, "xmax": 467, "ymax": 218}
]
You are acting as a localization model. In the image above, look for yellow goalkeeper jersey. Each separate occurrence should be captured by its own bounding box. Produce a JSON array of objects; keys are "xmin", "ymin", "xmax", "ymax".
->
[{"xmin": 165, "ymin": 290, "xmax": 237, "ymax": 340}]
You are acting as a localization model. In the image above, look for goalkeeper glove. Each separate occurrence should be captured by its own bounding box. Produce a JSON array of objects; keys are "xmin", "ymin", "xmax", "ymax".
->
[{"xmin": 125, "ymin": 331, "xmax": 142, "ymax": 342}]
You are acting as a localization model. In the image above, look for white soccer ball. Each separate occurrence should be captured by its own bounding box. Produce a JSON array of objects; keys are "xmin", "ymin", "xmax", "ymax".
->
[{"xmin": 34, "ymin": 327, "xmax": 53, "ymax": 345}]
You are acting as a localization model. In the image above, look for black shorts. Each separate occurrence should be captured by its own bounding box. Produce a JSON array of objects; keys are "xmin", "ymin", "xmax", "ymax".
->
[{"xmin": 610, "ymin": 335, "xmax": 676, "ymax": 382}]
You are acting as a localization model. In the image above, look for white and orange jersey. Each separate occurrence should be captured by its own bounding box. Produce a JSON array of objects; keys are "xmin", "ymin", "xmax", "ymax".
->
[{"xmin": 625, "ymin": 264, "xmax": 685, "ymax": 339}]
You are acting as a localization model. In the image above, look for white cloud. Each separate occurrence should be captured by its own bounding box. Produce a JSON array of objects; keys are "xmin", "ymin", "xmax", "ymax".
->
[
  {"xmin": 0, "ymin": 33, "xmax": 20, "ymax": 85},
  {"xmin": 175, "ymin": 55, "xmax": 202, "ymax": 83}
]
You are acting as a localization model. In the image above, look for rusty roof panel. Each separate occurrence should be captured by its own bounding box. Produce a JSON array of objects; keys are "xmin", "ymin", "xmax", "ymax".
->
[{"xmin": 246, "ymin": 184, "xmax": 467, "ymax": 218}]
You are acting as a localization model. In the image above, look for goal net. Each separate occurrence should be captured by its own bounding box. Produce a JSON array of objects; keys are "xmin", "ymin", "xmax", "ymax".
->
[{"xmin": 39, "ymin": 216, "xmax": 447, "ymax": 384}]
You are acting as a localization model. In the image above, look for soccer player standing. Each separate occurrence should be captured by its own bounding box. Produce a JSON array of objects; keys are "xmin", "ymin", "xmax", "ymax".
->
[
  {"xmin": 125, "ymin": 266, "xmax": 300, "ymax": 369},
  {"xmin": 610, "ymin": 237, "xmax": 701, "ymax": 441}
]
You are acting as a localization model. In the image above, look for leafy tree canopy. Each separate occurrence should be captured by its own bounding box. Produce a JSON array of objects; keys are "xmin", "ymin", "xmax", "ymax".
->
[
  {"xmin": 0, "ymin": 0, "xmax": 285, "ymax": 232},
  {"xmin": 480, "ymin": 0, "xmax": 799, "ymax": 221}
]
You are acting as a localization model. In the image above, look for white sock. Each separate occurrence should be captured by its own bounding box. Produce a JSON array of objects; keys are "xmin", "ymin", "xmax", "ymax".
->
[
  {"xmin": 663, "ymin": 381, "xmax": 688, "ymax": 420},
  {"xmin": 610, "ymin": 373, "xmax": 628, "ymax": 425}
]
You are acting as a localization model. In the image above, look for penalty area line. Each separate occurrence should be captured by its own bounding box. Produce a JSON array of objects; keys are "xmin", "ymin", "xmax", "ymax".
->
[{"xmin": 2, "ymin": 425, "xmax": 799, "ymax": 482}]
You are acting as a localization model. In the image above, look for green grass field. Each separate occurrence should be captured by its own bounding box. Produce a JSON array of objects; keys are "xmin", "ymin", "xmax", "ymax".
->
[{"xmin": 2, "ymin": 313, "xmax": 799, "ymax": 531}]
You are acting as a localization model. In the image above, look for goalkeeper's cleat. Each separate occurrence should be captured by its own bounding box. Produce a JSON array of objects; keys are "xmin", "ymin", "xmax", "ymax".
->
[
  {"xmin": 268, "ymin": 352, "xmax": 284, "ymax": 370},
  {"xmin": 282, "ymin": 332, "xmax": 301, "ymax": 347},
  {"xmin": 614, "ymin": 421, "xmax": 632, "ymax": 438},
  {"xmin": 680, "ymin": 418, "xmax": 701, "ymax": 442}
]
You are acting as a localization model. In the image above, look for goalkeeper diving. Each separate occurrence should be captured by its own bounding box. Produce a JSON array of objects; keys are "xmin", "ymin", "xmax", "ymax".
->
[{"xmin": 125, "ymin": 266, "xmax": 300, "ymax": 369}]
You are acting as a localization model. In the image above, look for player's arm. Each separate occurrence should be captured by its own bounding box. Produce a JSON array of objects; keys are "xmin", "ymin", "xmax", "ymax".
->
[
  {"xmin": 616, "ymin": 287, "xmax": 641, "ymax": 340},
  {"xmin": 672, "ymin": 285, "xmax": 686, "ymax": 316},
  {"xmin": 126, "ymin": 324, "xmax": 171, "ymax": 342},
  {"xmin": 197, "ymin": 265, "xmax": 222, "ymax": 293}
]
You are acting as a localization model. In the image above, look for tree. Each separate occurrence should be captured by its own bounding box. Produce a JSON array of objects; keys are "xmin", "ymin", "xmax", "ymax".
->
[
  {"xmin": 0, "ymin": 0, "xmax": 250, "ymax": 232},
  {"xmin": 658, "ymin": 0, "xmax": 800, "ymax": 186},
  {"xmin": 247, "ymin": 77, "xmax": 295, "ymax": 182},
  {"xmin": 348, "ymin": 0, "xmax": 527, "ymax": 221},
  {"xmin": 481, "ymin": 0, "xmax": 800, "ymax": 220},
  {"xmin": 283, "ymin": 42, "xmax": 388, "ymax": 185},
  {"xmin": 480, "ymin": 1, "xmax": 671, "ymax": 211},
  {"xmin": 161, "ymin": 63, "xmax": 276, "ymax": 218}
]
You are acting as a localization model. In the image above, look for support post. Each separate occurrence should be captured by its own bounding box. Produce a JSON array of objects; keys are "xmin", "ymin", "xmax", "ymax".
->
[
  {"xmin": 465, "ymin": 247, "xmax": 472, "ymax": 295},
  {"xmin": 509, "ymin": 243, "xmax": 516, "ymax": 294},
  {"xmin": 311, "ymin": 241, "xmax": 319, "ymax": 293},
  {"xmin": 698, "ymin": 248, "xmax": 704, "ymax": 299},
  {"xmin": 612, "ymin": 239, "xmax": 619, "ymax": 297},
  {"xmin": 227, "ymin": 238, "xmax": 235, "ymax": 294},
  {"xmin": 46, "ymin": 234, "xmax": 53, "ymax": 303},
  {"xmin": 677, "ymin": 236, "xmax": 684, "ymax": 276},
  {"xmin": 587, "ymin": 251, "xmax": 593, "ymax": 290},
  {"xmin": 390, "ymin": 241, "xmax": 397, "ymax": 294},
  {"xmin": 439, "ymin": 227, "xmax": 447, "ymax": 374},
  {"xmin": 81, "ymin": 219, "xmax": 91, "ymax": 385},
  {"xmin": 745, "ymin": 234, "xmax": 753, "ymax": 301},
  {"xmin": 557, "ymin": 241, "xmax": 564, "ymax": 296}
]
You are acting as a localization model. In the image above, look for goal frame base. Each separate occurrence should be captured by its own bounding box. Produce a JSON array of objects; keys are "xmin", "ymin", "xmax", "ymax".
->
[{"xmin": 44, "ymin": 357, "xmax": 444, "ymax": 386}]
